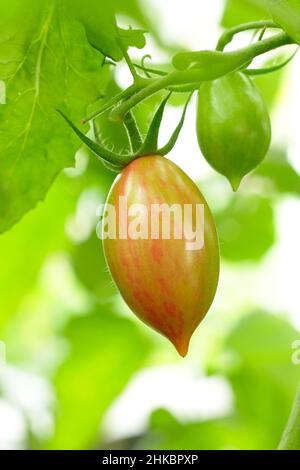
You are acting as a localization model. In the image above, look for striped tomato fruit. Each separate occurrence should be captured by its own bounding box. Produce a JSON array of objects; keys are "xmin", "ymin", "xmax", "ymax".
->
[{"xmin": 102, "ymin": 155, "xmax": 219, "ymax": 356}]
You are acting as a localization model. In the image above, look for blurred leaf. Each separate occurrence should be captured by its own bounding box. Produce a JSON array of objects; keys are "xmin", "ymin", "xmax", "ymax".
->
[
  {"xmin": 46, "ymin": 305, "xmax": 151, "ymax": 449},
  {"xmin": 118, "ymin": 28, "xmax": 147, "ymax": 50},
  {"xmin": 0, "ymin": 146, "xmax": 114, "ymax": 333},
  {"xmin": 216, "ymin": 194, "xmax": 276, "ymax": 262},
  {"xmin": 263, "ymin": 0, "xmax": 300, "ymax": 45},
  {"xmin": 115, "ymin": 0, "xmax": 150, "ymax": 29},
  {"xmin": 66, "ymin": 1, "xmax": 147, "ymax": 59},
  {"xmin": 253, "ymin": 60, "xmax": 287, "ymax": 110},
  {"xmin": 211, "ymin": 312, "xmax": 300, "ymax": 447},
  {"xmin": 255, "ymin": 148, "xmax": 300, "ymax": 195},
  {"xmin": 135, "ymin": 408, "xmax": 270, "ymax": 450},
  {"xmin": 221, "ymin": 0, "xmax": 268, "ymax": 27},
  {"xmin": 0, "ymin": 174, "xmax": 74, "ymax": 331},
  {"xmin": 114, "ymin": 0, "xmax": 169, "ymax": 49},
  {"xmin": 64, "ymin": 0, "xmax": 119, "ymax": 59},
  {"xmin": 137, "ymin": 312, "xmax": 299, "ymax": 450},
  {"xmin": 72, "ymin": 232, "xmax": 117, "ymax": 300}
]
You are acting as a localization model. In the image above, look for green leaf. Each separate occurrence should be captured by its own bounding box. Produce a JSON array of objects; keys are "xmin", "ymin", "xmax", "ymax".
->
[
  {"xmin": 0, "ymin": 0, "xmax": 109, "ymax": 233},
  {"xmin": 64, "ymin": 0, "xmax": 120, "ymax": 59},
  {"xmin": 264, "ymin": 0, "xmax": 300, "ymax": 45},
  {"xmin": 211, "ymin": 312, "xmax": 300, "ymax": 447},
  {"xmin": 252, "ymin": 54, "xmax": 292, "ymax": 108},
  {"xmin": 72, "ymin": 232, "xmax": 117, "ymax": 300},
  {"xmin": 254, "ymin": 148, "xmax": 300, "ymax": 195},
  {"xmin": 133, "ymin": 313, "xmax": 300, "ymax": 450},
  {"xmin": 221, "ymin": 0, "xmax": 268, "ymax": 28},
  {"xmin": 46, "ymin": 305, "xmax": 151, "ymax": 449},
  {"xmin": 0, "ymin": 173, "xmax": 76, "ymax": 331},
  {"xmin": 114, "ymin": 0, "xmax": 165, "ymax": 50},
  {"xmin": 118, "ymin": 28, "xmax": 147, "ymax": 50},
  {"xmin": 134, "ymin": 409, "xmax": 271, "ymax": 450},
  {"xmin": 215, "ymin": 195, "xmax": 275, "ymax": 262},
  {"xmin": 65, "ymin": 1, "xmax": 147, "ymax": 60}
]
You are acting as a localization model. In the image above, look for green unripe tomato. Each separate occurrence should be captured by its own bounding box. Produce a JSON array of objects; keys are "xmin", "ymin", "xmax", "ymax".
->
[{"xmin": 196, "ymin": 71, "xmax": 271, "ymax": 191}]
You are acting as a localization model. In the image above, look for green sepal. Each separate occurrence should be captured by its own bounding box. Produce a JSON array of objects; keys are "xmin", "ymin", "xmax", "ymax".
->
[
  {"xmin": 157, "ymin": 93, "xmax": 192, "ymax": 156},
  {"xmin": 92, "ymin": 120, "xmax": 126, "ymax": 172},
  {"xmin": 123, "ymin": 112, "xmax": 143, "ymax": 153},
  {"xmin": 57, "ymin": 110, "xmax": 133, "ymax": 168},
  {"xmin": 101, "ymin": 159, "xmax": 125, "ymax": 173},
  {"xmin": 138, "ymin": 92, "xmax": 171, "ymax": 155}
]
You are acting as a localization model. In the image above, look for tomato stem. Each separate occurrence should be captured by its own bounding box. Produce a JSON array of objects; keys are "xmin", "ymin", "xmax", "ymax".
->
[
  {"xmin": 244, "ymin": 47, "xmax": 298, "ymax": 76},
  {"xmin": 216, "ymin": 20, "xmax": 280, "ymax": 51},
  {"xmin": 110, "ymin": 32, "xmax": 293, "ymax": 122},
  {"xmin": 116, "ymin": 36, "xmax": 139, "ymax": 80},
  {"xmin": 82, "ymin": 81, "xmax": 150, "ymax": 124}
]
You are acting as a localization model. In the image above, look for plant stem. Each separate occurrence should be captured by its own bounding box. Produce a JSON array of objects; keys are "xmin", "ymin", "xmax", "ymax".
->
[
  {"xmin": 244, "ymin": 48, "xmax": 298, "ymax": 76},
  {"xmin": 133, "ymin": 62, "xmax": 168, "ymax": 77},
  {"xmin": 110, "ymin": 32, "xmax": 293, "ymax": 122},
  {"xmin": 82, "ymin": 80, "xmax": 150, "ymax": 124},
  {"xmin": 216, "ymin": 20, "xmax": 280, "ymax": 51},
  {"xmin": 116, "ymin": 36, "xmax": 139, "ymax": 80},
  {"xmin": 278, "ymin": 384, "xmax": 300, "ymax": 450}
]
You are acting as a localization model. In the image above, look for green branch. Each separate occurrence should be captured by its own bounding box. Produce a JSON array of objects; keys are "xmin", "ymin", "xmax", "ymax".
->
[
  {"xmin": 244, "ymin": 48, "xmax": 298, "ymax": 76},
  {"xmin": 216, "ymin": 20, "xmax": 280, "ymax": 51},
  {"xmin": 110, "ymin": 32, "xmax": 293, "ymax": 122},
  {"xmin": 82, "ymin": 80, "xmax": 150, "ymax": 124},
  {"xmin": 116, "ymin": 36, "xmax": 139, "ymax": 80}
]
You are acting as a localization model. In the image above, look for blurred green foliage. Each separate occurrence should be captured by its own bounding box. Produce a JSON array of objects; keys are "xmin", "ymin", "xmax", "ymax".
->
[
  {"xmin": 216, "ymin": 194, "xmax": 275, "ymax": 261},
  {"xmin": 132, "ymin": 313, "xmax": 299, "ymax": 450},
  {"xmin": 0, "ymin": 0, "xmax": 299, "ymax": 451},
  {"xmin": 46, "ymin": 305, "xmax": 151, "ymax": 449}
]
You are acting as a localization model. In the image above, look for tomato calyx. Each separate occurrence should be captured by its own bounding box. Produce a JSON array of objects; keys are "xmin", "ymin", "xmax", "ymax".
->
[{"xmin": 58, "ymin": 91, "xmax": 191, "ymax": 172}]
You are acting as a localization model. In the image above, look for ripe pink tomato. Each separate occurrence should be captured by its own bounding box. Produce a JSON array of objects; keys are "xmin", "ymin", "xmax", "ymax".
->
[{"xmin": 103, "ymin": 155, "xmax": 220, "ymax": 356}]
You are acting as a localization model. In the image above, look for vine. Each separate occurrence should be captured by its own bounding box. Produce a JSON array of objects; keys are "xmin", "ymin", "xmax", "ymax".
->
[{"xmin": 59, "ymin": 23, "xmax": 296, "ymax": 172}]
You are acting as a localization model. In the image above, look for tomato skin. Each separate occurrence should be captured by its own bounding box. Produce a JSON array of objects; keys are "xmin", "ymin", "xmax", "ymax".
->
[
  {"xmin": 102, "ymin": 155, "xmax": 219, "ymax": 356},
  {"xmin": 196, "ymin": 71, "xmax": 271, "ymax": 191}
]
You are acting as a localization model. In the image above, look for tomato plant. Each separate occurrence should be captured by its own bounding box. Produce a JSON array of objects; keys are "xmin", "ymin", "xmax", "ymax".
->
[
  {"xmin": 1, "ymin": 0, "xmax": 300, "ymax": 451},
  {"xmin": 56, "ymin": 1, "xmax": 298, "ymax": 363}
]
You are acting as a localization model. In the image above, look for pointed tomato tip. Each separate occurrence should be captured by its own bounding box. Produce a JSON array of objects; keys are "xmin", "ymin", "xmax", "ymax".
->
[
  {"xmin": 229, "ymin": 176, "xmax": 242, "ymax": 192},
  {"xmin": 173, "ymin": 338, "xmax": 190, "ymax": 358}
]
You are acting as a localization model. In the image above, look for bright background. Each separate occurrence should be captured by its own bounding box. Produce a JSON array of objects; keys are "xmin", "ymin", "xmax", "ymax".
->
[{"xmin": 0, "ymin": 0, "xmax": 300, "ymax": 450}]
